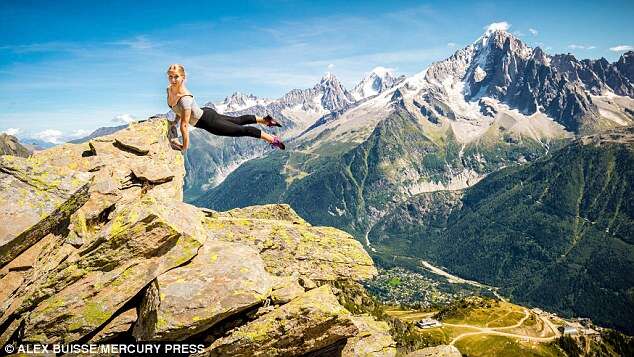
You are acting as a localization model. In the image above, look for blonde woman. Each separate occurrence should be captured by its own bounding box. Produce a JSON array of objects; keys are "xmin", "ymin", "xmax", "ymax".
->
[{"xmin": 166, "ymin": 64, "xmax": 285, "ymax": 151}]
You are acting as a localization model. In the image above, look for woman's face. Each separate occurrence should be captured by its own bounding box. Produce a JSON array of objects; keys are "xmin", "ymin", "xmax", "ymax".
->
[{"xmin": 167, "ymin": 71, "xmax": 185, "ymax": 87}]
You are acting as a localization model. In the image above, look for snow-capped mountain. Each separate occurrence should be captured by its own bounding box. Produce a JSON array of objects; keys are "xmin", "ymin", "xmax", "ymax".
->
[
  {"xmin": 212, "ymin": 92, "xmax": 273, "ymax": 113},
  {"xmin": 351, "ymin": 67, "xmax": 404, "ymax": 101},
  {"xmin": 292, "ymin": 29, "xmax": 634, "ymax": 177}
]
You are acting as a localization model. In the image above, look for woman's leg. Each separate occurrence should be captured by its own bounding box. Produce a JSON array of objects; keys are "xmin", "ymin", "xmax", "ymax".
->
[
  {"xmin": 209, "ymin": 109, "xmax": 257, "ymax": 126},
  {"xmin": 196, "ymin": 108, "xmax": 282, "ymax": 147},
  {"xmin": 197, "ymin": 114, "xmax": 261, "ymax": 138}
]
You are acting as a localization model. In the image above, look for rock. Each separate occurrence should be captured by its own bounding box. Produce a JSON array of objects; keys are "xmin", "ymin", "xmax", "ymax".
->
[
  {"xmin": 0, "ymin": 155, "xmax": 92, "ymax": 267},
  {"xmin": 299, "ymin": 275, "xmax": 317, "ymax": 290},
  {"xmin": 16, "ymin": 196, "xmax": 209, "ymax": 343},
  {"xmin": 204, "ymin": 205, "xmax": 377, "ymax": 281},
  {"xmin": 218, "ymin": 204, "xmax": 307, "ymax": 224},
  {"xmin": 403, "ymin": 345, "xmax": 462, "ymax": 357},
  {"xmin": 201, "ymin": 285, "xmax": 358, "ymax": 356},
  {"xmin": 0, "ymin": 233, "xmax": 56, "ymax": 305},
  {"xmin": 0, "ymin": 118, "xmax": 383, "ymax": 354},
  {"xmin": 90, "ymin": 308, "xmax": 137, "ymax": 343},
  {"xmin": 0, "ymin": 133, "xmax": 31, "ymax": 157},
  {"xmin": 270, "ymin": 275, "xmax": 305, "ymax": 304},
  {"xmin": 341, "ymin": 315, "xmax": 397, "ymax": 357},
  {"xmin": 133, "ymin": 240, "xmax": 272, "ymax": 341},
  {"xmin": 32, "ymin": 119, "xmax": 185, "ymax": 246}
]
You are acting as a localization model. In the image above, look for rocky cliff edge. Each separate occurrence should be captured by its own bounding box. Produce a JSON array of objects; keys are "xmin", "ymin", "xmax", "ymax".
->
[{"xmin": 0, "ymin": 118, "xmax": 395, "ymax": 356}]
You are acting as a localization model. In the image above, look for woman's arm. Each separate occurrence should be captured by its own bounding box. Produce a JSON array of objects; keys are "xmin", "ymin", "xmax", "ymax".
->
[{"xmin": 180, "ymin": 108, "xmax": 191, "ymax": 151}]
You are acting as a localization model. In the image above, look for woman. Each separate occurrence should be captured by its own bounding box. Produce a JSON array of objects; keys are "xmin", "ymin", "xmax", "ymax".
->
[{"xmin": 166, "ymin": 64, "xmax": 285, "ymax": 151}]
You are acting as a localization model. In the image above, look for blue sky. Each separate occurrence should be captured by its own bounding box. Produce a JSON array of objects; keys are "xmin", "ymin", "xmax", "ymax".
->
[{"xmin": 1, "ymin": 0, "xmax": 632, "ymax": 143}]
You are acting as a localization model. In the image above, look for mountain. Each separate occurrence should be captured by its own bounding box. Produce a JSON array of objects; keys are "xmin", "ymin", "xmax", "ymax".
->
[
  {"xmin": 15, "ymin": 138, "xmax": 56, "ymax": 150},
  {"xmin": 213, "ymin": 91, "xmax": 273, "ymax": 113},
  {"xmin": 0, "ymin": 133, "xmax": 31, "ymax": 157},
  {"xmin": 454, "ymin": 30, "xmax": 634, "ymax": 133},
  {"xmin": 351, "ymin": 67, "xmax": 405, "ymax": 101},
  {"xmin": 67, "ymin": 124, "xmax": 129, "ymax": 144},
  {"xmin": 368, "ymin": 125, "xmax": 634, "ymax": 333}
]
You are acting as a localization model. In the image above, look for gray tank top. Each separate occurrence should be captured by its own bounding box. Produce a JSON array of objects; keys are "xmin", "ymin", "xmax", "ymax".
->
[{"xmin": 167, "ymin": 88, "xmax": 203, "ymax": 126}]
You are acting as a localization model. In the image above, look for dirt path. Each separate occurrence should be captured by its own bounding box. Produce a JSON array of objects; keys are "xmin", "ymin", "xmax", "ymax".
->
[{"xmin": 447, "ymin": 309, "xmax": 559, "ymax": 345}]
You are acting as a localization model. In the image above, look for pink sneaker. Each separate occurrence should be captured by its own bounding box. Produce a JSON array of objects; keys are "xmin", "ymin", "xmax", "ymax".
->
[{"xmin": 270, "ymin": 136, "xmax": 285, "ymax": 150}]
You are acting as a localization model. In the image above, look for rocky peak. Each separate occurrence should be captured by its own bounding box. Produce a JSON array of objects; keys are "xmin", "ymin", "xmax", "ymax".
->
[
  {"xmin": 0, "ymin": 117, "xmax": 390, "ymax": 354},
  {"xmin": 351, "ymin": 67, "xmax": 403, "ymax": 101},
  {"xmin": 314, "ymin": 72, "xmax": 354, "ymax": 111}
]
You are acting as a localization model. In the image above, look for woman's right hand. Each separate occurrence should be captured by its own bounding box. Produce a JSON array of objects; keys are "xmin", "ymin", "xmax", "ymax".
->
[{"xmin": 170, "ymin": 138, "xmax": 183, "ymax": 150}]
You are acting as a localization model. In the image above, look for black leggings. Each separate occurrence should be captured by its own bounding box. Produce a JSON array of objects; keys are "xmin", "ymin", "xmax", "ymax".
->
[{"xmin": 194, "ymin": 107, "xmax": 261, "ymax": 138}]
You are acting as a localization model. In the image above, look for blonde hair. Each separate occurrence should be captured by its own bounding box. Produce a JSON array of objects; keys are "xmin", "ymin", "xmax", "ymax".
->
[{"xmin": 166, "ymin": 64, "xmax": 186, "ymax": 78}]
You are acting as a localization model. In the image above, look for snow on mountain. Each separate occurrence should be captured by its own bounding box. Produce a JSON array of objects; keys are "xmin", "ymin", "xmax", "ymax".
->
[
  {"xmin": 296, "ymin": 29, "xmax": 634, "ymax": 150},
  {"xmin": 351, "ymin": 67, "xmax": 404, "ymax": 101},
  {"xmin": 213, "ymin": 92, "xmax": 273, "ymax": 113}
]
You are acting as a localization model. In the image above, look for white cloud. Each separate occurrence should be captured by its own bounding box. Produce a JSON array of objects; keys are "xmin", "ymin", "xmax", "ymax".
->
[
  {"xmin": 107, "ymin": 35, "xmax": 158, "ymax": 50},
  {"xmin": 529, "ymin": 28, "xmax": 538, "ymax": 36},
  {"xmin": 568, "ymin": 44, "xmax": 595, "ymax": 50},
  {"xmin": 484, "ymin": 21, "xmax": 510, "ymax": 33},
  {"xmin": 610, "ymin": 45, "xmax": 633, "ymax": 52},
  {"xmin": 70, "ymin": 129, "xmax": 91, "ymax": 138},
  {"xmin": 327, "ymin": 63, "xmax": 335, "ymax": 69},
  {"xmin": 112, "ymin": 113, "xmax": 138, "ymax": 124},
  {"xmin": 447, "ymin": 42, "xmax": 456, "ymax": 48},
  {"xmin": 33, "ymin": 129, "xmax": 64, "ymax": 144},
  {"xmin": 2, "ymin": 128, "xmax": 21, "ymax": 136}
]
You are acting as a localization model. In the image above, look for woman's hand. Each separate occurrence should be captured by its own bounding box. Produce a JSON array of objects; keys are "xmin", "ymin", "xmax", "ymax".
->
[{"xmin": 170, "ymin": 138, "xmax": 184, "ymax": 151}]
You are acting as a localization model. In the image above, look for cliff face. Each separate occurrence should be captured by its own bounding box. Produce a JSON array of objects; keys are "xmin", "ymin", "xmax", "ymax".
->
[
  {"xmin": 0, "ymin": 133, "xmax": 31, "ymax": 158},
  {"xmin": 0, "ymin": 118, "xmax": 393, "ymax": 356}
]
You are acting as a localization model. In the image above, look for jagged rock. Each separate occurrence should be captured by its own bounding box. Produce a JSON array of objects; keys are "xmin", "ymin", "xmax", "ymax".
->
[
  {"xmin": 90, "ymin": 308, "xmax": 137, "ymax": 343},
  {"xmin": 403, "ymin": 345, "xmax": 462, "ymax": 357},
  {"xmin": 298, "ymin": 275, "xmax": 317, "ymax": 290},
  {"xmin": 204, "ymin": 205, "xmax": 377, "ymax": 281},
  {"xmin": 12, "ymin": 196, "xmax": 208, "ymax": 343},
  {"xmin": 0, "ymin": 133, "xmax": 31, "ymax": 157},
  {"xmin": 30, "ymin": 119, "xmax": 184, "ymax": 247},
  {"xmin": 201, "ymin": 285, "xmax": 358, "ymax": 356},
  {"xmin": 0, "ymin": 118, "xmax": 382, "ymax": 354},
  {"xmin": 0, "ymin": 155, "xmax": 92, "ymax": 267},
  {"xmin": 215, "ymin": 203, "xmax": 307, "ymax": 224},
  {"xmin": 133, "ymin": 240, "xmax": 272, "ymax": 341},
  {"xmin": 270, "ymin": 275, "xmax": 305, "ymax": 304},
  {"xmin": 0, "ymin": 233, "xmax": 55, "ymax": 307},
  {"xmin": 341, "ymin": 315, "xmax": 397, "ymax": 357}
]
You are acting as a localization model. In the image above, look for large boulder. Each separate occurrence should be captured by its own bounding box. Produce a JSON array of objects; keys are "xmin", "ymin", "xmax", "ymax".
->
[
  {"xmin": 0, "ymin": 155, "xmax": 92, "ymax": 267},
  {"xmin": 204, "ymin": 204, "xmax": 377, "ymax": 281},
  {"xmin": 133, "ymin": 239, "xmax": 272, "ymax": 341},
  {"xmin": 202, "ymin": 284, "xmax": 359, "ymax": 356},
  {"xmin": 10, "ymin": 196, "xmax": 209, "ymax": 343},
  {"xmin": 341, "ymin": 315, "xmax": 397, "ymax": 357}
]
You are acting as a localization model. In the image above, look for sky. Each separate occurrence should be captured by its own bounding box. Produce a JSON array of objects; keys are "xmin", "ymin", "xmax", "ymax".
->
[{"xmin": 1, "ymin": 0, "xmax": 633, "ymax": 143}]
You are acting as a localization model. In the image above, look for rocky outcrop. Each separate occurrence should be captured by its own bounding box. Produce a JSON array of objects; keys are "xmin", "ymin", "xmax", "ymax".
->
[
  {"xmin": 201, "ymin": 285, "xmax": 358, "ymax": 356},
  {"xmin": 0, "ymin": 117, "xmax": 382, "ymax": 354},
  {"xmin": 341, "ymin": 315, "xmax": 397, "ymax": 356},
  {"xmin": 0, "ymin": 155, "xmax": 92, "ymax": 267},
  {"xmin": 0, "ymin": 133, "xmax": 31, "ymax": 157}
]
